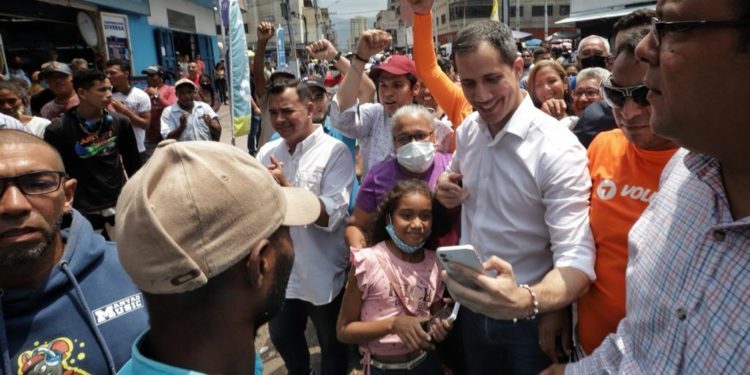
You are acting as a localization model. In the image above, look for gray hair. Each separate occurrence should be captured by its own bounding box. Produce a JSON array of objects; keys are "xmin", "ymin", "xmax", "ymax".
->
[
  {"xmin": 576, "ymin": 67, "xmax": 610, "ymax": 85},
  {"xmin": 452, "ymin": 20, "xmax": 518, "ymax": 68},
  {"xmin": 578, "ymin": 35, "xmax": 611, "ymax": 55},
  {"xmin": 391, "ymin": 104, "xmax": 435, "ymax": 136}
]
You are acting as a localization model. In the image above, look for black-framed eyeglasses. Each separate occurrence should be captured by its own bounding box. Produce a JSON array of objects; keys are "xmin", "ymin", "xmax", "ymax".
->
[
  {"xmin": 394, "ymin": 130, "xmax": 434, "ymax": 145},
  {"xmin": 0, "ymin": 171, "xmax": 67, "ymax": 196},
  {"xmin": 600, "ymin": 76, "xmax": 649, "ymax": 108},
  {"xmin": 651, "ymin": 17, "xmax": 750, "ymax": 47},
  {"xmin": 573, "ymin": 88, "xmax": 601, "ymax": 99}
]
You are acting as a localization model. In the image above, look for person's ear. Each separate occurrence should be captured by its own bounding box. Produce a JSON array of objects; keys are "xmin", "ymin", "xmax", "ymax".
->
[
  {"xmin": 512, "ymin": 57, "xmax": 524, "ymax": 81},
  {"xmin": 245, "ymin": 238, "xmax": 272, "ymax": 288},
  {"xmin": 62, "ymin": 178, "xmax": 77, "ymax": 213},
  {"xmin": 306, "ymin": 100, "xmax": 315, "ymax": 117}
]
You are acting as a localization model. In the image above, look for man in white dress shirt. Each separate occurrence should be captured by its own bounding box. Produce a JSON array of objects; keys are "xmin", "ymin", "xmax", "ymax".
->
[
  {"xmin": 256, "ymin": 79, "xmax": 354, "ymax": 375},
  {"xmin": 434, "ymin": 19, "xmax": 596, "ymax": 375},
  {"xmin": 160, "ymin": 79, "xmax": 221, "ymax": 142}
]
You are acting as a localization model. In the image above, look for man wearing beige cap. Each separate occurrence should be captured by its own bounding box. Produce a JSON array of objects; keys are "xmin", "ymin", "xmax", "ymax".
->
[
  {"xmin": 115, "ymin": 139, "xmax": 322, "ymax": 375},
  {"xmin": 258, "ymin": 79, "xmax": 354, "ymax": 375},
  {"xmin": 160, "ymin": 78, "xmax": 221, "ymax": 141}
]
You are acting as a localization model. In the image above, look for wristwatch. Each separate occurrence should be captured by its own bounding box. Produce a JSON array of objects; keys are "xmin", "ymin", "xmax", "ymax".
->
[{"xmin": 332, "ymin": 50, "xmax": 342, "ymax": 63}]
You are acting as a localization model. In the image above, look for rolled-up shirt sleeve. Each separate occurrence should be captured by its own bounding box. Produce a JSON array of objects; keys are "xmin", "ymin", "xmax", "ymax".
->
[
  {"xmin": 316, "ymin": 143, "xmax": 355, "ymax": 232},
  {"xmin": 329, "ymin": 97, "xmax": 372, "ymax": 139},
  {"xmin": 540, "ymin": 141, "xmax": 596, "ymax": 280}
]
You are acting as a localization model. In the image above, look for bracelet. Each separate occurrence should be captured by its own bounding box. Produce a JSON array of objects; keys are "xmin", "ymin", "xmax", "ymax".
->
[
  {"xmin": 513, "ymin": 284, "xmax": 539, "ymax": 323},
  {"xmin": 333, "ymin": 50, "xmax": 342, "ymax": 62},
  {"xmin": 354, "ymin": 53, "xmax": 369, "ymax": 64}
]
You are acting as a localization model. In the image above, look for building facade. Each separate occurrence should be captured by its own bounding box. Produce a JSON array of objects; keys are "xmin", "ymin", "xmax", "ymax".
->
[
  {"xmin": 244, "ymin": 0, "xmax": 333, "ymax": 59},
  {"xmin": 349, "ymin": 16, "xmax": 369, "ymax": 52},
  {"xmin": 431, "ymin": 0, "xmax": 576, "ymax": 46},
  {"xmin": 0, "ymin": 0, "xmax": 220, "ymax": 84}
]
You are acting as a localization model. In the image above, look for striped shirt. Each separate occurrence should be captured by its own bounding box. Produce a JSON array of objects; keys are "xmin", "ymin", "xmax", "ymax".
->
[{"xmin": 568, "ymin": 150, "xmax": 750, "ymax": 375}]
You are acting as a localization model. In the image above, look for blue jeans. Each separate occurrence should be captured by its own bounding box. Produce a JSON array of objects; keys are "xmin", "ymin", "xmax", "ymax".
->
[
  {"xmin": 268, "ymin": 291, "xmax": 348, "ymax": 375},
  {"xmin": 369, "ymin": 351, "xmax": 444, "ymax": 375},
  {"xmin": 459, "ymin": 307, "xmax": 551, "ymax": 375}
]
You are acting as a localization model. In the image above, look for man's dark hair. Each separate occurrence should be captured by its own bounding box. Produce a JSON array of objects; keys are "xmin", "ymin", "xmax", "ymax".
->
[
  {"xmin": 612, "ymin": 9, "xmax": 655, "ymax": 56},
  {"xmin": 266, "ymin": 79, "xmax": 313, "ymax": 103},
  {"xmin": 105, "ymin": 58, "xmax": 131, "ymax": 74},
  {"xmin": 437, "ymin": 56, "xmax": 453, "ymax": 75},
  {"xmin": 452, "ymin": 20, "xmax": 518, "ymax": 68},
  {"xmin": 731, "ymin": 0, "xmax": 750, "ymax": 51},
  {"xmin": 73, "ymin": 69, "xmax": 108, "ymax": 91},
  {"xmin": 533, "ymin": 47, "xmax": 550, "ymax": 60}
]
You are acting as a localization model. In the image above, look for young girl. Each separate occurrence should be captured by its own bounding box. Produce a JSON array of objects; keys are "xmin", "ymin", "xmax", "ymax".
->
[{"xmin": 338, "ymin": 179, "xmax": 451, "ymax": 374}]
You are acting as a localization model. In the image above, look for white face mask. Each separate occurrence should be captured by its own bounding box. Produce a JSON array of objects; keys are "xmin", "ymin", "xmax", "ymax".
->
[{"xmin": 396, "ymin": 141, "xmax": 436, "ymax": 173}]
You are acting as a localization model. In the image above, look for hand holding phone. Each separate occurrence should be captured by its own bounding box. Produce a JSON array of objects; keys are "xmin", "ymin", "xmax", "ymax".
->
[{"xmin": 421, "ymin": 302, "xmax": 459, "ymax": 341}]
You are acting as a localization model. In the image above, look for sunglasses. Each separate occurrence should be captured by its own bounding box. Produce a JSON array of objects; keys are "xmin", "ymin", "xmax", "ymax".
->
[
  {"xmin": 650, "ymin": 17, "xmax": 750, "ymax": 48},
  {"xmin": 600, "ymin": 76, "xmax": 649, "ymax": 108}
]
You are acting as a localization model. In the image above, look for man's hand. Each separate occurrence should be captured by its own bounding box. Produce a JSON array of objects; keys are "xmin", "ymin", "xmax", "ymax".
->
[
  {"xmin": 541, "ymin": 98, "xmax": 568, "ymax": 120},
  {"xmin": 442, "ymin": 256, "xmax": 530, "ymax": 320},
  {"xmin": 306, "ymin": 39, "xmax": 338, "ymax": 61},
  {"xmin": 257, "ymin": 22, "xmax": 275, "ymax": 43},
  {"xmin": 435, "ymin": 172, "xmax": 468, "ymax": 209},
  {"xmin": 145, "ymin": 87, "xmax": 158, "ymax": 97},
  {"xmin": 539, "ymin": 364, "xmax": 567, "ymax": 375},
  {"xmin": 267, "ymin": 155, "xmax": 290, "ymax": 187},
  {"xmin": 356, "ymin": 30, "xmax": 392, "ymax": 60},
  {"xmin": 179, "ymin": 113, "xmax": 188, "ymax": 128},
  {"xmin": 538, "ymin": 307, "xmax": 572, "ymax": 363},
  {"xmin": 390, "ymin": 316, "xmax": 434, "ymax": 352},
  {"xmin": 409, "ymin": 0, "xmax": 434, "ymax": 15},
  {"xmin": 110, "ymin": 99, "xmax": 127, "ymax": 113}
]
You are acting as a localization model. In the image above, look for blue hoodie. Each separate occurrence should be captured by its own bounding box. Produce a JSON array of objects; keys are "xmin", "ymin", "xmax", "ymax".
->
[{"xmin": 0, "ymin": 210, "xmax": 149, "ymax": 375}]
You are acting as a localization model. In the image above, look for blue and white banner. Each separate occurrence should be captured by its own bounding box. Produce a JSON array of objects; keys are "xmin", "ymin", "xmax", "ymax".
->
[
  {"xmin": 223, "ymin": 0, "xmax": 252, "ymax": 137},
  {"xmin": 276, "ymin": 26, "xmax": 287, "ymax": 70}
]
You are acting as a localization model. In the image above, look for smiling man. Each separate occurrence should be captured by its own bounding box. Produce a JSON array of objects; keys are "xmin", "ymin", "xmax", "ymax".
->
[
  {"xmin": 256, "ymin": 80, "xmax": 354, "ymax": 375},
  {"xmin": 330, "ymin": 30, "xmax": 453, "ymax": 176},
  {"xmin": 0, "ymin": 129, "xmax": 147, "ymax": 375},
  {"xmin": 434, "ymin": 20, "xmax": 595, "ymax": 375}
]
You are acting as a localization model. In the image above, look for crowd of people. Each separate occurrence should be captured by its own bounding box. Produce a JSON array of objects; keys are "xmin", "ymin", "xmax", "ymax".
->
[{"xmin": 1, "ymin": 0, "xmax": 749, "ymax": 374}]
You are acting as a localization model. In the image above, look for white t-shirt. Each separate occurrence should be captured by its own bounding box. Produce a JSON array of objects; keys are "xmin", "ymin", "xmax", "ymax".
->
[{"xmin": 113, "ymin": 87, "xmax": 151, "ymax": 153}]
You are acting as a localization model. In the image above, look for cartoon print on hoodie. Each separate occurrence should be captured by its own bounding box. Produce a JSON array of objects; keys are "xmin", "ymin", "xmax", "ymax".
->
[{"xmin": 17, "ymin": 337, "xmax": 90, "ymax": 375}]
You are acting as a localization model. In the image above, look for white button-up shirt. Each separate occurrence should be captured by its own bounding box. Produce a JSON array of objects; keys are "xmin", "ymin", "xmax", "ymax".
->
[
  {"xmin": 448, "ymin": 94, "xmax": 595, "ymax": 284},
  {"xmin": 257, "ymin": 126, "xmax": 354, "ymax": 305},
  {"xmin": 160, "ymin": 101, "xmax": 218, "ymax": 142}
]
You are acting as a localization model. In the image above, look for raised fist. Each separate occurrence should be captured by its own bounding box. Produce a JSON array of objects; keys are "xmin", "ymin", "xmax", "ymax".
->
[
  {"xmin": 306, "ymin": 39, "xmax": 338, "ymax": 61},
  {"xmin": 257, "ymin": 22, "xmax": 275, "ymax": 42},
  {"xmin": 356, "ymin": 30, "xmax": 392, "ymax": 60}
]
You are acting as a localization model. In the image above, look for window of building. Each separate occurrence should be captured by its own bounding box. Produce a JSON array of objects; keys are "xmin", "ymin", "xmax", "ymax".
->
[
  {"xmin": 441, "ymin": 14, "xmax": 446, "ymax": 24},
  {"xmin": 510, "ymin": 6, "xmax": 524, "ymax": 18},
  {"xmin": 560, "ymin": 5, "xmax": 570, "ymax": 16},
  {"xmin": 531, "ymin": 5, "xmax": 553, "ymax": 17}
]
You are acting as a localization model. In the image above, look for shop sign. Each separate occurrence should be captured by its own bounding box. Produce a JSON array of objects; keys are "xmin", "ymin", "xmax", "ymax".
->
[{"xmin": 101, "ymin": 12, "xmax": 134, "ymax": 71}]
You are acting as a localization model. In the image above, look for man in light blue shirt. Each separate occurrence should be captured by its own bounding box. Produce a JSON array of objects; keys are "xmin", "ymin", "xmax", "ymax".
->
[{"xmin": 160, "ymin": 79, "xmax": 221, "ymax": 141}]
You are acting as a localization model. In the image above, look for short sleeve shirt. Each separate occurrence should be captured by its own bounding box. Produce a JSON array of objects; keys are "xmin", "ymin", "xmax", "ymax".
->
[
  {"xmin": 113, "ymin": 87, "xmax": 151, "ymax": 152},
  {"xmin": 160, "ymin": 101, "xmax": 218, "ymax": 141}
]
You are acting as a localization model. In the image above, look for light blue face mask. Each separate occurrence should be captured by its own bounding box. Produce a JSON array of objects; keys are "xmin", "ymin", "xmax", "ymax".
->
[{"xmin": 385, "ymin": 216, "xmax": 428, "ymax": 254}]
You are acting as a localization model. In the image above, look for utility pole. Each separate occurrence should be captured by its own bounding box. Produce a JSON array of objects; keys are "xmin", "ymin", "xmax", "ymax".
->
[
  {"xmin": 283, "ymin": 0, "xmax": 296, "ymax": 58},
  {"xmin": 314, "ymin": 0, "xmax": 320, "ymax": 41},
  {"xmin": 544, "ymin": 0, "xmax": 549, "ymax": 38},
  {"xmin": 516, "ymin": 0, "xmax": 520, "ymax": 30}
]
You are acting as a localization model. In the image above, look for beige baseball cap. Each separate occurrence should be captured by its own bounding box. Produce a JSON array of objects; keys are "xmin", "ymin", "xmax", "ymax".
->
[{"xmin": 114, "ymin": 139, "xmax": 320, "ymax": 294}]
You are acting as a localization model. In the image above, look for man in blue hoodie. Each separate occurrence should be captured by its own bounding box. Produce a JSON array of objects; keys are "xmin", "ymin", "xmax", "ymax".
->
[{"xmin": 0, "ymin": 129, "xmax": 148, "ymax": 375}]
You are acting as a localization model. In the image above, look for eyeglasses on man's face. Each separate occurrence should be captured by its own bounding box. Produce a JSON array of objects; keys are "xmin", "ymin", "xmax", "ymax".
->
[
  {"xmin": 573, "ymin": 88, "xmax": 601, "ymax": 99},
  {"xmin": 650, "ymin": 17, "xmax": 750, "ymax": 47},
  {"xmin": 600, "ymin": 76, "xmax": 650, "ymax": 108},
  {"xmin": 0, "ymin": 171, "xmax": 67, "ymax": 197},
  {"xmin": 394, "ymin": 130, "xmax": 434, "ymax": 145}
]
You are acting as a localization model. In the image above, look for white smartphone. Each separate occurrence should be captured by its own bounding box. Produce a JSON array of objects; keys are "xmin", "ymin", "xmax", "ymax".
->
[{"xmin": 437, "ymin": 245, "xmax": 484, "ymax": 290}]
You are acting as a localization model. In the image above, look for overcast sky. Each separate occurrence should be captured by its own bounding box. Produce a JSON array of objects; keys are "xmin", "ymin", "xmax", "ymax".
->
[{"xmin": 321, "ymin": 0, "xmax": 388, "ymax": 50}]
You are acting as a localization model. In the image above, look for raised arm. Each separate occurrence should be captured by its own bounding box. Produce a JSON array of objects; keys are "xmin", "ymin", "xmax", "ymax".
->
[
  {"xmin": 253, "ymin": 22, "xmax": 275, "ymax": 98},
  {"xmin": 410, "ymin": 0, "xmax": 472, "ymax": 127},
  {"xmin": 306, "ymin": 39, "xmax": 376, "ymax": 103},
  {"xmin": 336, "ymin": 30, "xmax": 392, "ymax": 111}
]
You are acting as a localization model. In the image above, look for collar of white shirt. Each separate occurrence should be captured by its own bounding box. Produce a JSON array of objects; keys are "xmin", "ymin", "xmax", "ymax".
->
[
  {"xmin": 476, "ymin": 91, "xmax": 536, "ymax": 144},
  {"xmin": 284, "ymin": 124, "xmax": 324, "ymax": 155}
]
